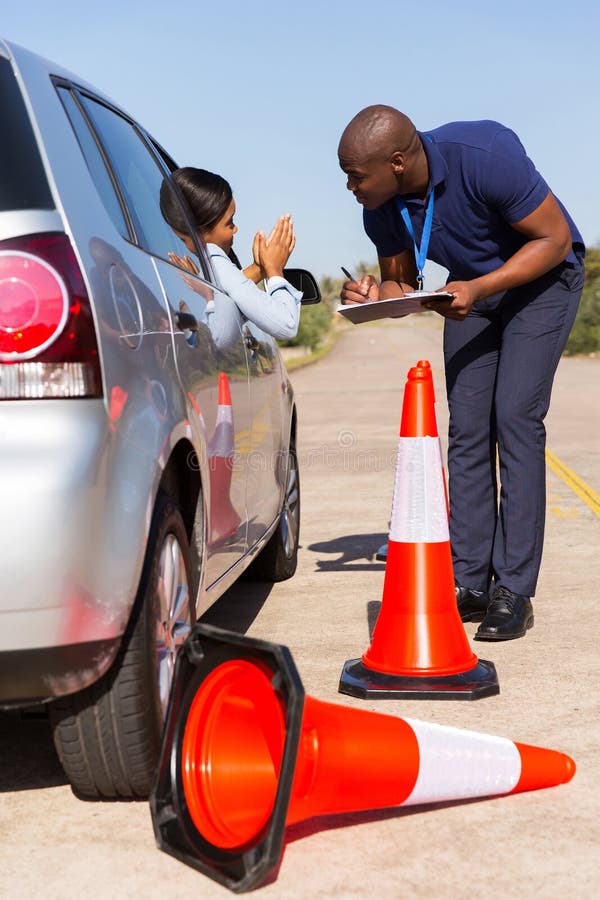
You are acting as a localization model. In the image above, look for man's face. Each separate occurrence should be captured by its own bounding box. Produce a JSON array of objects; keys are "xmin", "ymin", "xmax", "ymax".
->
[{"xmin": 338, "ymin": 151, "xmax": 399, "ymax": 210}]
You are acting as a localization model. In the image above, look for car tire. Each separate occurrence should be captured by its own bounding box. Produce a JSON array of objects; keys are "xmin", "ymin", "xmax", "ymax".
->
[
  {"xmin": 50, "ymin": 492, "xmax": 194, "ymax": 799},
  {"xmin": 243, "ymin": 443, "xmax": 300, "ymax": 582}
]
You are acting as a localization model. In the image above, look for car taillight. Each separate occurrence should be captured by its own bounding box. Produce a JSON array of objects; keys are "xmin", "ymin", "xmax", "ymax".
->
[
  {"xmin": 0, "ymin": 252, "xmax": 68, "ymax": 358},
  {"xmin": 0, "ymin": 233, "xmax": 101, "ymax": 399}
]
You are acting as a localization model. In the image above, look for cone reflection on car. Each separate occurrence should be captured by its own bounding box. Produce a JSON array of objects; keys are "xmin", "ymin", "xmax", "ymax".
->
[
  {"xmin": 150, "ymin": 625, "xmax": 575, "ymax": 893},
  {"xmin": 208, "ymin": 372, "xmax": 241, "ymax": 544}
]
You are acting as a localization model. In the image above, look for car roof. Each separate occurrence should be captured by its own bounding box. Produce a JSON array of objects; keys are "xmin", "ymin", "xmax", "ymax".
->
[{"xmin": 0, "ymin": 37, "xmax": 134, "ymax": 121}]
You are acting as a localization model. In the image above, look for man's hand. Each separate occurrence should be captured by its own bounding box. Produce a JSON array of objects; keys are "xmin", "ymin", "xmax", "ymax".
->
[
  {"xmin": 422, "ymin": 282, "xmax": 480, "ymax": 320},
  {"xmin": 340, "ymin": 274, "xmax": 380, "ymax": 305}
]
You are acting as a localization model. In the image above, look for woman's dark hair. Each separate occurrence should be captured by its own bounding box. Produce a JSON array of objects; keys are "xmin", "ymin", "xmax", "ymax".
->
[
  {"xmin": 160, "ymin": 167, "xmax": 241, "ymax": 267},
  {"xmin": 163, "ymin": 167, "xmax": 232, "ymax": 232}
]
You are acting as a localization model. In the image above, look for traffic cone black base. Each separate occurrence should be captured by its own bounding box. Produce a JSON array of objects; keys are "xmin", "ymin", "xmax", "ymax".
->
[
  {"xmin": 339, "ymin": 657, "xmax": 499, "ymax": 700},
  {"xmin": 151, "ymin": 624, "xmax": 305, "ymax": 894}
]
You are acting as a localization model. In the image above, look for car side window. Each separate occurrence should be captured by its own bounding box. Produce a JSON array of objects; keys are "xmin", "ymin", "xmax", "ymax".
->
[
  {"xmin": 146, "ymin": 135, "xmax": 213, "ymax": 281},
  {"xmin": 77, "ymin": 94, "xmax": 200, "ymax": 270},
  {"xmin": 56, "ymin": 86, "xmax": 130, "ymax": 237}
]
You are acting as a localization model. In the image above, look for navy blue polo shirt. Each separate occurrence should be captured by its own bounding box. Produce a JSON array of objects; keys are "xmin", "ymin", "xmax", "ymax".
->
[{"xmin": 363, "ymin": 120, "xmax": 585, "ymax": 281}]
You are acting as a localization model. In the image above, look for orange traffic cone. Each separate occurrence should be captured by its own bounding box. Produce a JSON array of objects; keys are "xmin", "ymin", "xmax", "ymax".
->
[
  {"xmin": 151, "ymin": 624, "xmax": 575, "ymax": 893},
  {"xmin": 339, "ymin": 359, "xmax": 499, "ymax": 699},
  {"xmin": 208, "ymin": 372, "xmax": 241, "ymax": 543}
]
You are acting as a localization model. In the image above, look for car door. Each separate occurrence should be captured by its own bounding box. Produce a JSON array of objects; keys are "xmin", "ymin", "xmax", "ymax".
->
[
  {"xmin": 152, "ymin": 257, "xmax": 252, "ymax": 585},
  {"xmin": 72, "ymin": 92, "xmax": 252, "ymax": 586},
  {"xmin": 242, "ymin": 319, "xmax": 289, "ymax": 549}
]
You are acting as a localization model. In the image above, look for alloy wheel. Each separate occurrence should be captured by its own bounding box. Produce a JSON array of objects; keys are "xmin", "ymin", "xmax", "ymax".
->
[
  {"xmin": 155, "ymin": 533, "xmax": 191, "ymax": 716},
  {"xmin": 280, "ymin": 453, "xmax": 299, "ymax": 559}
]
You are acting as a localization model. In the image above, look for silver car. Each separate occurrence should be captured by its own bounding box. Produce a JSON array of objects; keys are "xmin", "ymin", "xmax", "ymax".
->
[{"xmin": 0, "ymin": 39, "xmax": 319, "ymax": 799}]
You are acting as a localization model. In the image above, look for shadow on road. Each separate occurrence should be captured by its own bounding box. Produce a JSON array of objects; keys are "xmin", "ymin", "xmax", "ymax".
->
[
  {"xmin": 257, "ymin": 796, "xmax": 488, "ymax": 888},
  {"xmin": 367, "ymin": 599, "xmax": 382, "ymax": 638},
  {"xmin": 308, "ymin": 533, "xmax": 387, "ymax": 571},
  {"xmin": 198, "ymin": 578, "xmax": 273, "ymax": 633},
  {"xmin": 285, "ymin": 795, "xmax": 486, "ymax": 844},
  {"xmin": 0, "ymin": 710, "xmax": 67, "ymax": 792}
]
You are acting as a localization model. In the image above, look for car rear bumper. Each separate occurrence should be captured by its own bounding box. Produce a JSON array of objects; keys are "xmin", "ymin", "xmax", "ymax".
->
[
  {"xmin": 0, "ymin": 398, "xmax": 147, "ymax": 701},
  {"xmin": 0, "ymin": 638, "xmax": 121, "ymax": 706}
]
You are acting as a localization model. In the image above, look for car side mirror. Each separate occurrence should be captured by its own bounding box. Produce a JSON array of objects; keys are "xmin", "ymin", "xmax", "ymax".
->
[{"xmin": 283, "ymin": 268, "xmax": 321, "ymax": 305}]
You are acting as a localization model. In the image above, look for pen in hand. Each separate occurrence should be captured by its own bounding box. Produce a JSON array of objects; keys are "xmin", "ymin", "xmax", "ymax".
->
[{"xmin": 341, "ymin": 265, "xmax": 373, "ymax": 303}]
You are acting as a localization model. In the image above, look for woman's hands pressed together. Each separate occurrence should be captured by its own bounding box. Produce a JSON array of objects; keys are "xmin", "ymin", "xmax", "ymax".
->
[{"xmin": 256, "ymin": 214, "xmax": 296, "ymax": 279}]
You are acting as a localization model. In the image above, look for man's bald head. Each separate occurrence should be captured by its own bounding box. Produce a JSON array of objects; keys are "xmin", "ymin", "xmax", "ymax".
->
[
  {"xmin": 338, "ymin": 105, "xmax": 428, "ymax": 209},
  {"xmin": 338, "ymin": 105, "xmax": 417, "ymax": 162}
]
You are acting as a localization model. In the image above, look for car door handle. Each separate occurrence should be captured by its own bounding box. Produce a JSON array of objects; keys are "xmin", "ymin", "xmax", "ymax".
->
[{"xmin": 175, "ymin": 311, "xmax": 199, "ymax": 332}]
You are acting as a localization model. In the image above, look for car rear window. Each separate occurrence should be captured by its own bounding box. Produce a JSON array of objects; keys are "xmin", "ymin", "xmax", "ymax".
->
[{"xmin": 0, "ymin": 56, "xmax": 54, "ymax": 212}]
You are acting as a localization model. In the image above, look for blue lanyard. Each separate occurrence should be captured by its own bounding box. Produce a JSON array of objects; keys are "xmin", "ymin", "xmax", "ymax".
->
[{"xmin": 395, "ymin": 189, "xmax": 435, "ymax": 290}]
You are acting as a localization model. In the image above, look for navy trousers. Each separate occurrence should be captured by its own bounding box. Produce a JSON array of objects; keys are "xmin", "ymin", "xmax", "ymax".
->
[{"xmin": 443, "ymin": 262, "xmax": 584, "ymax": 598}]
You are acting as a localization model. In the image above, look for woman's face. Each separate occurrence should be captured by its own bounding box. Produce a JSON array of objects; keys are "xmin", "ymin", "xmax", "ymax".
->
[{"xmin": 201, "ymin": 199, "xmax": 238, "ymax": 254}]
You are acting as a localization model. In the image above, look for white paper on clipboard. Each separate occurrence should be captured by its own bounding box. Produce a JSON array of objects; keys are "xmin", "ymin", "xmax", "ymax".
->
[{"xmin": 336, "ymin": 291, "xmax": 454, "ymax": 324}]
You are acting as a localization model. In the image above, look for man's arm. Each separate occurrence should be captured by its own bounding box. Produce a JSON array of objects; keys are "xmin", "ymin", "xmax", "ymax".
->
[
  {"xmin": 340, "ymin": 249, "xmax": 418, "ymax": 304},
  {"xmin": 467, "ymin": 192, "xmax": 572, "ymax": 300},
  {"xmin": 379, "ymin": 250, "xmax": 419, "ymax": 293},
  {"xmin": 432, "ymin": 193, "xmax": 573, "ymax": 319}
]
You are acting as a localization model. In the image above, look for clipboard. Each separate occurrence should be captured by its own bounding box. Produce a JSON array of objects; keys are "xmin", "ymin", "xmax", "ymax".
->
[{"xmin": 336, "ymin": 291, "xmax": 454, "ymax": 324}]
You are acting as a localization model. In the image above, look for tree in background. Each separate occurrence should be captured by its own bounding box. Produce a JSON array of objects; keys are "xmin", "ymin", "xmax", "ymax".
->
[
  {"xmin": 279, "ymin": 297, "xmax": 333, "ymax": 352},
  {"xmin": 565, "ymin": 246, "xmax": 600, "ymax": 355}
]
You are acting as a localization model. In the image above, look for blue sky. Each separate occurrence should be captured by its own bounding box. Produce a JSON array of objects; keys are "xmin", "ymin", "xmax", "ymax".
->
[{"xmin": 2, "ymin": 0, "xmax": 599, "ymax": 279}]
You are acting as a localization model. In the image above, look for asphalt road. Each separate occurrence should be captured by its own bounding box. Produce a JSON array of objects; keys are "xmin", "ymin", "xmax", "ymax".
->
[{"xmin": 1, "ymin": 315, "xmax": 598, "ymax": 899}]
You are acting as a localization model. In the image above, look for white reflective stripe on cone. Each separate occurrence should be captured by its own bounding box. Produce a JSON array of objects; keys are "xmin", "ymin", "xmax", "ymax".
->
[
  {"xmin": 389, "ymin": 437, "xmax": 449, "ymax": 543},
  {"xmin": 209, "ymin": 407, "xmax": 234, "ymax": 457},
  {"xmin": 401, "ymin": 718, "xmax": 522, "ymax": 804}
]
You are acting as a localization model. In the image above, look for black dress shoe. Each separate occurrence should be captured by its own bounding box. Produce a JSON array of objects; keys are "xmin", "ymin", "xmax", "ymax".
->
[
  {"xmin": 474, "ymin": 586, "xmax": 534, "ymax": 641},
  {"xmin": 455, "ymin": 585, "xmax": 489, "ymax": 622}
]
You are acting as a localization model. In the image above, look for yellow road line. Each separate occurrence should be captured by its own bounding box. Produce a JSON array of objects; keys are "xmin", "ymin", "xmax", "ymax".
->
[{"xmin": 546, "ymin": 450, "xmax": 600, "ymax": 518}]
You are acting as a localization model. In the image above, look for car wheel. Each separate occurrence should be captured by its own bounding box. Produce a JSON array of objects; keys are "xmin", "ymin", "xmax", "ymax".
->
[
  {"xmin": 244, "ymin": 443, "xmax": 300, "ymax": 582},
  {"xmin": 50, "ymin": 492, "xmax": 194, "ymax": 799}
]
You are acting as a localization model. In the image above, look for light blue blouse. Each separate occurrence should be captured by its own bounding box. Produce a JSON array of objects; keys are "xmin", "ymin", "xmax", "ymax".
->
[{"xmin": 207, "ymin": 243, "xmax": 301, "ymax": 340}]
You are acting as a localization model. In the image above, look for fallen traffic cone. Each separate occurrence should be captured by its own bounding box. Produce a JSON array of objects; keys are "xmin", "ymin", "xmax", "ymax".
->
[
  {"xmin": 150, "ymin": 624, "xmax": 575, "ymax": 894},
  {"xmin": 340, "ymin": 359, "xmax": 499, "ymax": 699},
  {"xmin": 208, "ymin": 372, "xmax": 241, "ymax": 543}
]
